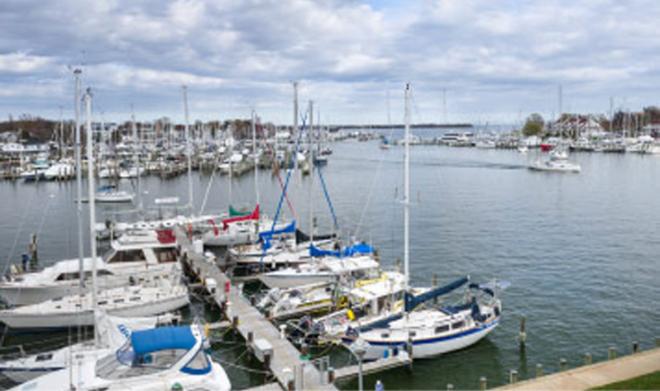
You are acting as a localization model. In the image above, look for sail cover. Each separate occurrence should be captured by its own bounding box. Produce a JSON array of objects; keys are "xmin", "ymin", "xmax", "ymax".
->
[
  {"xmin": 95, "ymin": 310, "xmax": 160, "ymax": 349},
  {"xmin": 222, "ymin": 204, "xmax": 259, "ymax": 229},
  {"xmin": 229, "ymin": 205, "xmax": 252, "ymax": 217},
  {"xmin": 404, "ymin": 276, "xmax": 469, "ymax": 312},
  {"xmin": 309, "ymin": 242, "xmax": 374, "ymax": 258},
  {"xmin": 295, "ymin": 229, "xmax": 336, "ymax": 244},
  {"xmin": 259, "ymin": 220, "xmax": 296, "ymax": 241}
]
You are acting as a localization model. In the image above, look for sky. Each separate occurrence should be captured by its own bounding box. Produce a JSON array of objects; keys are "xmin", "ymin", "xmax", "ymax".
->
[{"xmin": 0, "ymin": 0, "xmax": 659, "ymax": 125}]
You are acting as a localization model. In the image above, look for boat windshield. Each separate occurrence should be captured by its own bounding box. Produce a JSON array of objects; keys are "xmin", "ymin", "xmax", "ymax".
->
[{"xmin": 96, "ymin": 341, "xmax": 188, "ymax": 380}]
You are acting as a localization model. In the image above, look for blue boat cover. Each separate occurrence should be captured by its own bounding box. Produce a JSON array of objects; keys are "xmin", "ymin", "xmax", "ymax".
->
[
  {"xmin": 259, "ymin": 220, "xmax": 296, "ymax": 242},
  {"xmin": 131, "ymin": 326, "xmax": 196, "ymax": 355},
  {"xmin": 97, "ymin": 185, "xmax": 116, "ymax": 192},
  {"xmin": 404, "ymin": 276, "xmax": 469, "ymax": 312},
  {"xmin": 309, "ymin": 242, "xmax": 374, "ymax": 258}
]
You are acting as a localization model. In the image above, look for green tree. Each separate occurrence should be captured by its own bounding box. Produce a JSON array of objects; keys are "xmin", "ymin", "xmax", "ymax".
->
[{"xmin": 522, "ymin": 113, "xmax": 544, "ymax": 137}]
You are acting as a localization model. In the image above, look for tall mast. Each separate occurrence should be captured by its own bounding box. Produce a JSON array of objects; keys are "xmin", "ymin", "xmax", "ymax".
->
[
  {"xmin": 73, "ymin": 68, "xmax": 83, "ymax": 344},
  {"xmin": 293, "ymin": 81, "xmax": 299, "ymax": 171},
  {"xmin": 252, "ymin": 110, "xmax": 259, "ymax": 206},
  {"xmin": 183, "ymin": 85, "xmax": 193, "ymax": 213},
  {"xmin": 308, "ymin": 100, "xmax": 314, "ymax": 243},
  {"xmin": 84, "ymin": 89, "xmax": 98, "ymax": 347},
  {"xmin": 403, "ymin": 83, "xmax": 411, "ymax": 292},
  {"xmin": 131, "ymin": 107, "xmax": 142, "ymax": 211}
]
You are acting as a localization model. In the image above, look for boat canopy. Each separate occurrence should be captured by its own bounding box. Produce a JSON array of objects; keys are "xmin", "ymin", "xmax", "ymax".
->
[
  {"xmin": 222, "ymin": 204, "xmax": 259, "ymax": 229},
  {"xmin": 130, "ymin": 326, "xmax": 197, "ymax": 355},
  {"xmin": 404, "ymin": 276, "xmax": 469, "ymax": 312},
  {"xmin": 309, "ymin": 242, "xmax": 373, "ymax": 258},
  {"xmin": 295, "ymin": 229, "xmax": 336, "ymax": 244},
  {"xmin": 97, "ymin": 185, "xmax": 116, "ymax": 192}
]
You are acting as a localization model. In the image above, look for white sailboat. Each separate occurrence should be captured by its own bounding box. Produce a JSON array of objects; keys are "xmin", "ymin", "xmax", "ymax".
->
[
  {"xmin": 345, "ymin": 84, "xmax": 505, "ymax": 360},
  {"xmin": 0, "ymin": 311, "xmax": 174, "ymax": 383},
  {"xmin": 10, "ymin": 324, "xmax": 231, "ymax": 391}
]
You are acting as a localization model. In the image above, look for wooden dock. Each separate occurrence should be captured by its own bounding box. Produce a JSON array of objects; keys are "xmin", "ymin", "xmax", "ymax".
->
[
  {"xmin": 334, "ymin": 353, "xmax": 411, "ymax": 381},
  {"xmin": 176, "ymin": 227, "xmax": 337, "ymax": 391}
]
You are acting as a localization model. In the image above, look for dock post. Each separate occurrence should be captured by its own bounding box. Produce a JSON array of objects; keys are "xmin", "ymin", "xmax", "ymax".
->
[
  {"xmin": 608, "ymin": 346, "xmax": 617, "ymax": 360},
  {"xmin": 518, "ymin": 317, "xmax": 526, "ymax": 346},
  {"xmin": 29, "ymin": 233, "xmax": 38, "ymax": 269},
  {"xmin": 280, "ymin": 324, "xmax": 287, "ymax": 340},
  {"xmin": 509, "ymin": 370, "xmax": 518, "ymax": 384},
  {"xmin": 327, "ymin": 367, "xmax": 335, "ymax": 384},
  {"xmin": 232, "ymin": 315, "xmax": 239, "ymax": 328},
  {"xmin": 536, "ymin": 363, "xmax": 543, "ymax": 377},
  {"xmin": 247, "ymin": 331, "xmax": 254, "ymax": 345},
  {"xmin": 584, "ymin": 353, "xmax": 592, "ymax": 365},
  {"xmin": 655, "ymin": 337, "xmax": 660, "ymax": 347},
  {"xmin": 559, "ymin": 358, "xmax": 567, "ymax": 371},
  {"xmin": 632, "ymin": 341, "xmax": 639, "ymax": 353},
  {"xmin": 447, "ymin": 384, "xmax": 454, "ymax": 390},
  {"xmin": 432, "ymin": 273, "xmax": 438, "ymax": 303},
  {"xmin": 407, "ymin": 337, "xmax": 414, "ymax": 370},
  {"xmin": 479, "ymin": 376, "xmax": 487, "ymax": 390}
]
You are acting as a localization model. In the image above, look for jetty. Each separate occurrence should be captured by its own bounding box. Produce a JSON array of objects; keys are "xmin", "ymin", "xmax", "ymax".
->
[{"xmin": 175, "ymin": 226, "xmax": 337, "ymax": 390}]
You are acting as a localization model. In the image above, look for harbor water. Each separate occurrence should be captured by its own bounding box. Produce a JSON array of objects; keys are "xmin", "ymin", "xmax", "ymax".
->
[{"xmin": 0, "ymin": 133, "xmax": 658, "ymax": 389}]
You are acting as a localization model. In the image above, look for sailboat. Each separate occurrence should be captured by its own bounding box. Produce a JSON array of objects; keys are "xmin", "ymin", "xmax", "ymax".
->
[
  {"xmin": 0, "ymin": 311, "xmax": 174, "ymax": 383},
  {"xmin": 10, "ymin": 324, "xmax": 231, "ymax": 391},
  {"xmin": 344, "ymin": 84, "xmax": 506, "ymax": 360}
]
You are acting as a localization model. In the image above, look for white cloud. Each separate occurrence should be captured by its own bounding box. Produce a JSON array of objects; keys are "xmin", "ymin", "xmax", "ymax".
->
[{"xmin": 0, "ymin": 52, "xmax": 53, "ymax": 73}]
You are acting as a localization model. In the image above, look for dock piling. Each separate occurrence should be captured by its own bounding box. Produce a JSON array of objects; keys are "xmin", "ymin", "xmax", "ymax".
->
[
  {"xmin": 536, "ymin": 363, "xmax": 543, "ymax": 377},
  {"xmin": 633, "ymin": 341, "xmax": 639, "ymax": 353},
  {"xmin": 608, "ymin": 346, "xmax": 617, "ymax": 360},
  {"xmin": 518, "ymin": 317, "xmax": 526, "ymax": 346},
  {"xmin": 479, "ymin": 376, "xmax": 487, "ymax": 390},
  {"xmin": 509, "ymin": 369, "xmax": 518, "ymax": 384},
  {"xmin": 559, "ymin": 358, "xmax": 567, "ymax": 371},
  {"xmin": 584, "ymin": 353, "xmax": 592, "ymax": 365},
  {"xmin": 446, "ymin": 383, "xmax": 454, "ymax": 390}
]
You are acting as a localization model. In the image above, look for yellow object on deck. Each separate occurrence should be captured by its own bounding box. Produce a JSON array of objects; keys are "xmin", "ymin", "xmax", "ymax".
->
[{"xmin": 347, "ymin": 309, "xmax": 355, "ymax": 321}]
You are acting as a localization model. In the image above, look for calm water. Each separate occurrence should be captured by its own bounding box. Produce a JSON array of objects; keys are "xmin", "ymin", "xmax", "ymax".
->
[{"xmin": 0, "ymin": 134, "xmax": 659, "ymax": 389}]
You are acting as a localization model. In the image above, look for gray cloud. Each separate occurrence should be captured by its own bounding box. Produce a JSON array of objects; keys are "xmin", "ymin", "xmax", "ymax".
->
[{"xmin": 0, "ymin": 0, "xmax": 658, "ymax": 124}]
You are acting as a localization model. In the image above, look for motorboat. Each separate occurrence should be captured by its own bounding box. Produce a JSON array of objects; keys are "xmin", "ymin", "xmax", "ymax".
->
[
  {"xmin": 0, "ymin": 230, "xmax": 181, "ymax": 306},
  {"xmin": 257, "ymin": 282, "xmax": 336, "ymax": 320},
  {"xmin": 94, "ymin": 185, "xmax": 134, "ymax": 203},
  {"xmin": 43, "ymin": 161, "xmax": 75, "ymax": 180},
  {"xmin": 10, "ymin": 324, "xmax": 231, "ymax": 391},
  {"xmin": 0, "ymin": 311, "xmax": 174, "ymax": 383},
  {"xmin": 0, "ymin": 276, "xmax": 189, "ymax": 329},
  {"xmin": 528, "ymin": 149, "xmax": 581, "ymax": 173}
]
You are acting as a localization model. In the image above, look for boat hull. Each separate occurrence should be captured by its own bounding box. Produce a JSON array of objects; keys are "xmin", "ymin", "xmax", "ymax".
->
[
  {"xmin": 360, "ymin": 320, "xmax": 499, "ymax": 361},
  {"xmin": 259, "ymin": 273, "xmax": 332, "ymax": 289},
  {"xmin": 0, "ymin": 295, "xmax": 189, "ymax": 330}
]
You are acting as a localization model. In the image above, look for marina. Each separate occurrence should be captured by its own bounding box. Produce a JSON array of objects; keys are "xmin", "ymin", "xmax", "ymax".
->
[{"xmin": 1, "ymin": 1, "xmax": 660, "ymax": 389}]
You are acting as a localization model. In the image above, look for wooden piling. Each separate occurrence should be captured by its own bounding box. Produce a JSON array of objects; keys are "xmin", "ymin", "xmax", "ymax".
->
[
  {"xmin": 608, "ymin": 346, "xmax": 617, "ymax": 360},
  {"xmin": 479, "ymin": 376, "xmax": 487, "ymax": 391},
  {"xmin": 509, "ymin": 370, "xmax": 518, "ymax": 384},
  {"xmin": 536, "ymin": 363, "xmax": 543, "ymax": 378},
  {"xmin": 584, "ymin": 353, "xmax": 592, "ymax": 365},
  {"xmin": 559, "ymin": 358, "xmax": 567, "ymax": 371}
]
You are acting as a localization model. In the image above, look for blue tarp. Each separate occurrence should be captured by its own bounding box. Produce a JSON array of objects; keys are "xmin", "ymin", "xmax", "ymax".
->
[
  {"xmin": 404, "ymin": 276, "xmax": 469, "ymax": 312},
  {"xmin": 131, "ymin": 326, "xmax": 196, "ymax": 355},
  {"xmin": 309, "ymin": 242, "xmax": 374, "ymax": 258}
]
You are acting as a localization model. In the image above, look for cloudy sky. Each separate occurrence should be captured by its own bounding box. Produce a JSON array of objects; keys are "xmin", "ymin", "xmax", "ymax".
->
[{"xmin": 0, "ymin": 0, "xmax": 658, "ymax": 125}]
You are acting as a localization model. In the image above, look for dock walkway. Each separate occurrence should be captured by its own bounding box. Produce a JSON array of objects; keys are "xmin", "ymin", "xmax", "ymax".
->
[
  {"xmin": 497, "ymin": 347, "xmax": 660, "ymax": 390},
  {"xmin": 175, "ymin": 227, "xmax": 337, "ymax": 391}
]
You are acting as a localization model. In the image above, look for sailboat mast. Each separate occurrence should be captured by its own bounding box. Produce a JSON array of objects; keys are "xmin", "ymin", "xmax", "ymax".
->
[
  {"xmin": 131, "ymin": 108, "xmax": 142, "ymax": 211},
  {"xmin": 252, "ymin": 110, "xmax": 259, "ymax": 206},
  {"xmin": 84, "ymin": 89, "xmax": 98, "ymax": 346},
  {"xmin": 293, "ymin": 81, "xmax": 299, "ymax": 172},
  {"xmin": 73, "ymin": 69, "xmax": 83, "ymax": 343},
  {"xmin": 403, "ymin": 83, "xmax": 411, "ymax": 292},
  {"xmin": 183, "ymin": 85, "xmax": 193, "ymax": 212},
  {"xmin": 308, "ymin": 100, "xmax": 314, "ymax": 243}
]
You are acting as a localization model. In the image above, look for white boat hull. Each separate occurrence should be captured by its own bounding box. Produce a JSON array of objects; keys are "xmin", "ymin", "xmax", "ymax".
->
[
  {"xmin": 360, "ymin": 319, "xmax": 499, "ymax": 361},
  {"xmin": 0, "ymin": 295, "xmax": 189, "ymax": 329}
]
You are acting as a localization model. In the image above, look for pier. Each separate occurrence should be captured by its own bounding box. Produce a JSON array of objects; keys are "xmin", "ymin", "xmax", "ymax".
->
[{"xmin": 175, "ymin": 226, "xmax": 337, "ymax": 391}]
